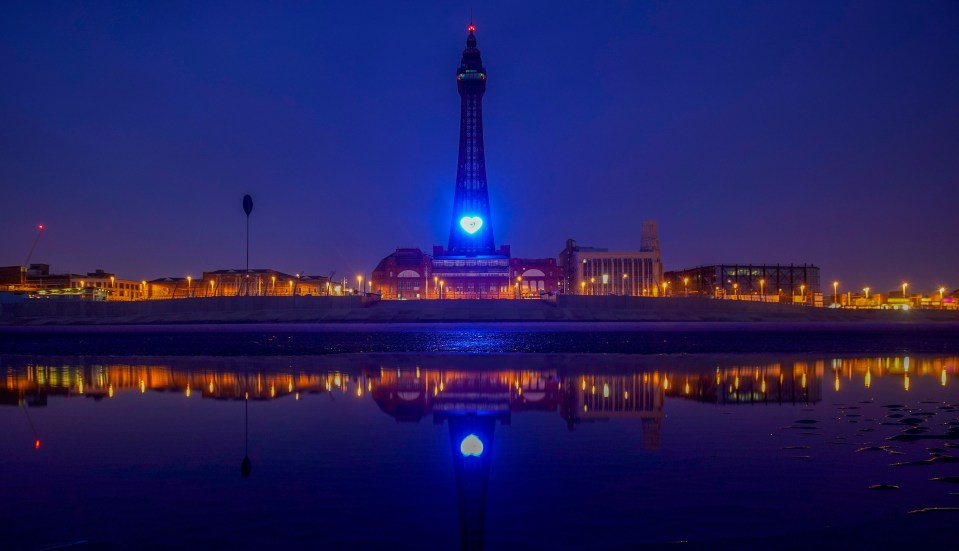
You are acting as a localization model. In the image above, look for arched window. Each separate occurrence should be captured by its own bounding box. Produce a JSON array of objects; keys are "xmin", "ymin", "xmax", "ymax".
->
[
  {"xmin": 522, "ymin": 269, "xmax": 546, "ymax": 277},
  {"xmin": 397, "ymin": 270, "xmax": 421, "ymax": 278}
]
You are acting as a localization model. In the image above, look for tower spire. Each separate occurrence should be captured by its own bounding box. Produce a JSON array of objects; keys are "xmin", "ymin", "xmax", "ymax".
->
[{"xmin": 448, "ymin": 24, "xmax": 494, "ymax": 255}]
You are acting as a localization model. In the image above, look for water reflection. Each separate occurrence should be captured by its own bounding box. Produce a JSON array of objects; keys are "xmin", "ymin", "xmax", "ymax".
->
[
  {"xmin": 5, "ymin": 355, "xmax": 953, "ymax": 410},
  {"xmin": 2, "ymin": 355, "xmax": 956, "ymax": 549}
]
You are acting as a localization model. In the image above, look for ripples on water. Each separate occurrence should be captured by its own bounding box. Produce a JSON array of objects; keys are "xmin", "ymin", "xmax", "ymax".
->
[{"xmin": 2, "ymin": 352, "xmax": 958, "ymax": 549}]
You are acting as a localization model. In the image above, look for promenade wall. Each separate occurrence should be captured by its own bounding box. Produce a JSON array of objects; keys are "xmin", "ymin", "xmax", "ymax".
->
[{"xmin": 0, "ymin": 295, "xmax": 955, "ymax": 324}]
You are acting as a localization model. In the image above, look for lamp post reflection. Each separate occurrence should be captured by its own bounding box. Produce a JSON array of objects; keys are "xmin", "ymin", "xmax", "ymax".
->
[{"xmin": 241, "ymin": 394, "xmax": 252, "ymax": 479}]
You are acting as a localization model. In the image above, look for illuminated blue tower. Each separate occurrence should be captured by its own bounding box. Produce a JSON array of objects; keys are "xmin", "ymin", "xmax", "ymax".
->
[{"xmin": 448, "ymin": 24, "xmax": 495, "ymax": 255}]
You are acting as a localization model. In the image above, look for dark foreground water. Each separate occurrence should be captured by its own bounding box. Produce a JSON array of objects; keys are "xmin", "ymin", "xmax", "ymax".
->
[{"xmin": 2, "ymin": 347, "xmax": 958, "ymax": 550}]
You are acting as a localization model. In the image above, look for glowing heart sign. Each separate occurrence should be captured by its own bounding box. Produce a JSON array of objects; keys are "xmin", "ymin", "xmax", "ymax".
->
[
  {"xmin": 459, "ymin": 216, "xmax": 483, "ymax": 234},
  {"xmin": 460, "ymin": 434, "xmax": 484, "ymax": 457}
]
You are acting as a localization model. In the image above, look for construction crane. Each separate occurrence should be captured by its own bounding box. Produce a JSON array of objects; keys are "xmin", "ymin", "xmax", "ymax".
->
[{"xmin": 21, "ymin": 224, "xmax": 44, "ymax": 285}]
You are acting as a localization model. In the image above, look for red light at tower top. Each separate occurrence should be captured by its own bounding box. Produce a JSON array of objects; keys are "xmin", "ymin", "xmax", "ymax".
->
[
  {"xmin": 38, "ymin": 224, "xmax": 44, "ymax": 231},
  {"xmin": 35, "ymin": 439, "xmax": 41, "ymax": 449},
  {"xmin": 468, "ymin": 24, "xmax": 475, "ymax": 33}
]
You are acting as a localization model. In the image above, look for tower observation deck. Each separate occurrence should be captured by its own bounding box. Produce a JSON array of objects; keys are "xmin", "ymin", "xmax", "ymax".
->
[{"xmin": 448, "ymin": 25, "xmax": 495, "ymax": 255}]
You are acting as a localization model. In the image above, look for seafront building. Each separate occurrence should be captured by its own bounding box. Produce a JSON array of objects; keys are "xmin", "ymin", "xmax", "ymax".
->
[
  {"xmin": 0, "ymin": 264, "xmax": 144, "ymax": 301},
  {"xmin": 559, "ymin": 222, "xmax": 663, "ymax": 296},
  {"xmin": 664, "ymin": 264, "xmax": 822, "ymax": 304},
  {"xmin": 147, "ymin": 269, "xmax": 337, "ymax": 299}
]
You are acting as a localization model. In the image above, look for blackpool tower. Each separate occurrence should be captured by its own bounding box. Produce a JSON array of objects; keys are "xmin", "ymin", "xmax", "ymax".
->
[{"xmin": 448, "ymin": 24, "xmax": 495, "ymax": 255}]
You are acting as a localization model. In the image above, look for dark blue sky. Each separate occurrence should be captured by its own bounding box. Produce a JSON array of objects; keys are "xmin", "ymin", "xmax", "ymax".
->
[{"xmin": 2, "ymin": 1, "xmax": 957, "ymax": 293}]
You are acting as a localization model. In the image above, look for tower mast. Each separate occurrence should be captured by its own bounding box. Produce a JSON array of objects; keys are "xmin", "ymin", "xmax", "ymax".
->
[{"xmin": 448, "ymin": 24, "xmax": 495, "ymax": 255}]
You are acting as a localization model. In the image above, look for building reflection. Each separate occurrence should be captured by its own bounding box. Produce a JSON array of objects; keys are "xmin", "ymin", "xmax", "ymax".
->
[
  {"xmin": 2, "ymin": 356, "xmax": 954, "ymax": 550},
  {"xmin": 6, "ymin": 355, "xmax": 952, "ymax": 408}
]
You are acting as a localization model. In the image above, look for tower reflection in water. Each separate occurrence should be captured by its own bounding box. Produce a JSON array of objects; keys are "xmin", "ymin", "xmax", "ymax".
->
[{"xmin": 2, "ymin": 356, "xmax": 955, "ymax": 549}]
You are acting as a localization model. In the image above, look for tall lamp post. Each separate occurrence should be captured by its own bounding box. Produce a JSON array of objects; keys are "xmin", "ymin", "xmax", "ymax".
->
[
  {"xmin": 833, "ymin": 281, "xmax": 839, "ymax": 305},
  {"xmin": 242, "ymin": 194, "xmax": 253, "ymax": 296},
  {"xmin": 684, "ymin": 277, "xmax": 690, "ymax": 298},
  {"xmin": 759, "ymin": 278, "xmax": 765, "ymax": 302}
]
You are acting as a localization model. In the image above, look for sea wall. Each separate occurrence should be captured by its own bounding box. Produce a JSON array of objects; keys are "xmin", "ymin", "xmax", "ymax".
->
[{"xmin": 1, "ymin": 294, "xmax": 956, "ymax": 325}]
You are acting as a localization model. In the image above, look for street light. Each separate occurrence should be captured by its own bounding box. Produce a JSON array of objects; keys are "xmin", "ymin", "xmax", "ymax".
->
[
  {"xmin": 662, "ymin": 281, "xmax": 668, "ymax": 297},
  {"xmin": 186, "ymin": 275, "xmax": 192, "ymax": 298},
  {"xmin": 271, "ymin": 275, "xmax": 276, "ymax": 296},
  {"xmin": 940, "ymin": 287, "xmax": 946, "ymax": 300},
  {"xmin": 357, "ymin": 275, "xmax": 363, "ymax": 296},
  {"xmin": 759, "ymin": 278, "xmax": 765, "ymax": 302},
  {"xmin": 590, "ymin": 277, "xmax": 595, "ymax": 296},
  {"xmin": 684, "ymin": 277, "xmax": 689, "ymax": 298},
  {"xmin": 863, "ymin": 287, "xmax": 870, "ymax": 299},
  {"xmin": 622, "ymin": 273, "xmax": 628, "ymax": 296},
  {"xmin": 434, "ymin": 276, "xmax": 438, "ymax": 299},
  {"xmin": 902, "ymin": 282, "xmax": 908, "ymax": 298},
  {"xmin": 439, "ymin": 280, "xmax": 445, "ymax": 299},
  {"xmin": 732, "ymin": 282, "xmax": 738, "ymax": 300},
  {"xmin": 209, "ymin": 280, "xmax": 214, "ymax": 296},
  {"xmin": 800, "ymin": 284, "xmax": 806, "ymax": 304},
  {"xmin": 516, "ymin": 276, "xmax": 522, "ymax": 299},
  {"xmin": 580, "ymin": 281, "xmax": 586, "ymax": 295},
  {"xmin": 833, "ymin": 281, "xmax": 839, "ymax": 305}
]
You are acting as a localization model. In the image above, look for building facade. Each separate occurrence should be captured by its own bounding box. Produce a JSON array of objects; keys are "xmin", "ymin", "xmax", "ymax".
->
[
  {"xmin": 559, "ymin": 222, "xmax": 663, "ymax": 296},
  {"xmin": 148, "ymin": 269, "xmax": 334, "ymax": 299},
  {"xmin": 371, "ymin": 248, "xmax": 432, "ymax": 300},
  {"xmin": 663, "ymin": 264, "xmax": 821, "ymax": 302}
]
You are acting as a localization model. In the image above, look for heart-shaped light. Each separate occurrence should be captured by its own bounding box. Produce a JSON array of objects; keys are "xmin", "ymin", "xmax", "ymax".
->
[
  {"xmin": 459, "ymin": 434, "xmax": 484, "ymax": 457},
  {"xmin": 459, "ymin": 216, "xmax": 483, "ymax": 234}
]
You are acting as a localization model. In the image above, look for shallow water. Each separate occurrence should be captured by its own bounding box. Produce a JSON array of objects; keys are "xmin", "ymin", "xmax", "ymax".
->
[{"xmin": 2, "ymin": 351, "xmax": 958, "ymax": 550}]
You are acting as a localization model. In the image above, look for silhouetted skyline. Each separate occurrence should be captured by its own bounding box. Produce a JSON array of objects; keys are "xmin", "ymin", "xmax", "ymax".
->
[{"xmin": 1, "ymin": 2, "xmax": 957, "ymax": 292}]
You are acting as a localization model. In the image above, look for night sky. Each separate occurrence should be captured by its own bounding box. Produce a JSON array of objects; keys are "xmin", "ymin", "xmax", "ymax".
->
[{"xmin": 2, "ymin": 1, "xmax": 957, "ymax": 293}]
